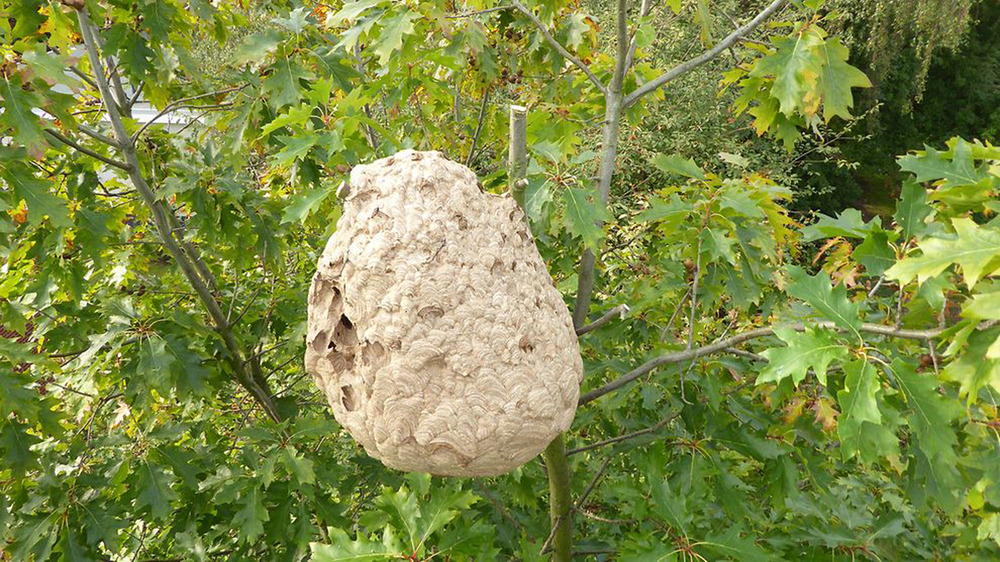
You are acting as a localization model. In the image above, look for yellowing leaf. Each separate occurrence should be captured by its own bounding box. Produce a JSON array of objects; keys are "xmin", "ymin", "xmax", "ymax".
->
[
  {"xmin": 1, "ymin": 165, "xmax": 71, "ymax": 228},
  {"xmin": 815, "ymin": 38, "xmax": 871, "ymax": 123},
  {"xmin": 754, "ymin": 28, "xmax": 824, "ymax": 116}
]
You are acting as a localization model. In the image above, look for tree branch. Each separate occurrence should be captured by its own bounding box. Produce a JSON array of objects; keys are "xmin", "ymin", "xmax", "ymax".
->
[
  {"xmin": 623, "ymin": 0, "xmax": 654, "ymax": 72},
  {"xmin": 511, "ymin": 0, "xmax": 607, "ymax": 95},
  {"xmin": 610, "ymin": 0, "xmax": 629, "ymax": 93},
  {"xmin": 540, "ymin": 435, "xmax": 572, "ymax": 559},
  {"xmin": 77, "ymin": 9, "xmax": 282, "ymax": 423},
  {"xmin": 576, "ymin": 304, "xmax": 630, "ymax": 336},
  {"xmin": 579, "ymin": 320, "xmax": 946, "ymax": 405},
  {"xmin": 44, "ymin": 128, "xmax": 131, "ymax": 171},
  {"xmin": 69, "ymin": 66, "xmax": 100, "ymax": 90},
  {"xmin": 622, "ymin": 0, "xmax": 787, "ymax": 108}
]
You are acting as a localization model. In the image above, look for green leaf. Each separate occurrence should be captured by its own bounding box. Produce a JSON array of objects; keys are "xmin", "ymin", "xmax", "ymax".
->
[
  {"xmin": 651, "ymin": 153, "xmax": 705, "ymax": 180},
  {"xmin": 260, "ymin": 103, "xmax": 315, "ymax": 137},
  {"xmin": 893, "ymin": 360, "xmax": 961, "ymax": 470},
  {"xmin": 23, "ymin": 46, "xmax": 80, "ymax": 88},
  {"xmin": 235, "ymin": 485, "xmax": 270, "ymax": 543},
  {"xmin": 719, "ymin": 152, "xmax": 750, "ymax": 168},
  {"xmin": 0, "ymin": 419, "xmax": 41, "ymax": 476},
  {"xmin": 886, "ymin": 218, "xmax": 1000, "ymax": 289},
  {"xmin": 561, "ymin": 186, "xmax": 612, "ymax": 250},
  {"xmin": 264, "ymin": 53, "xmax": 314, "ymax": 108},
  {"xmin": 135, "ymin": 463, "xmax": 178, "ymax": 520},
  {"xmin": 413, "ymin": 489, "xmax": 478, "ymax": 548},
  {"xmin": 273, "ymin": 133, "xmax": 319, "ymax": 165},
  {"xmin": 59, "ymin": 525, "xmax": 96, "ymax": 562},
  {"xmin": 9, "ymin": 0, "xmax": 45, "ymax": 40},
  {"xmin": 703, "ymin": 525, "xmax": 777, "ymax": 562},
  {"xmin": 979, "ymin": 513, "xmax": 1000, "ymax": 547},
  {"xmin": 276, "ymin": 7, "xmax": 312, "ymax": 33},
  {"xmin": 720, "ymin": 190, "xmax": 764, "ymax": 219},
  {"xmin": 894, "ymin": 179, "xmax": 932, "ymax": 240},
  {"xmin": 898, "ymin": 138, "xmax": 987, "ymax": 188},
  {"xmin": 694, "ymin": 0, "xmax": 713, "ymax": 47},
  {"xmin": 635, "ymin": 195, "xmax": 693, "ymax": 228},
  {"xmin": 523, "ymin": 177, "xmax": 553, "ymax": 223},
  {"xmin": 10, "ymin": 512, "xmax": 58, "ymax": 562},
  {"xmin": 138, "ymin": 336, "xmax": 174, "ymax": 393},
  {"xmin": 802, "ymin": 209, "xmax": 880, "ymax": 241},
  {"xmin": 0, "ymin": 74, "xmax": 48, "ymax": 158},
  {"xmin": 162, "ymin": 335, "xmax": 211, "ymax": 398},
  {"xmin": 651, "ymin": 477, "xmax": 691, "ymax": 533},
  {"xmin": 837, "ymin": 359, "xmax": 882, "ymax": 459},
  {"xmin": 377, "ymin": 486, "xmax": 421, "ymax": 548},
  {"xmin": 108, "ymin": 27, "xmax": 157, "ymax": 82},
  {"xmin": 372, "ymin": 8, "xmax": 418, "ymax": 66},
  {"xmin": 560, "ymin": 12, "xmax": 591, "ymax": 51},
  {"xmin": 138, "ymin": 0, "xmax": 180, "ymax": 41},
  {"xmin": 329, "ymin": 0, "xmax": 384, "ymax": 25},
  {"xmin": 757, "ymin": 326, "xmax": 846, "ymax": 386},
  {"xmin": 815, "ymin": 37, "xmax": 871, "ymax": 123},
  {"xmin": 942, "ymin": 327, "xmax": 1000, "ymax": 401},
  {"xmin": 282, "ymin": 186, "xmax": 334, "ymax": 224},
  {"xmin": 235, "ymin": 29, "xmax": 286, "ymax": 64},
  {"xmin": 785, "ymin": 266, "xmax": 861, "ymax": 333},
  {"xmin": 309, "ymin": 528, "xmax": 395, "ymax": 561},
  {"xmin": 282, "ymin": 446, "xmax": 316, "ymax": 487},
  {"xmin": 962, "ymin": 291, "xmax": 1000, "ymax": 321},
  {"xmin": 853, "ymin": 231, "xmax": 895, "ymax": 277}
]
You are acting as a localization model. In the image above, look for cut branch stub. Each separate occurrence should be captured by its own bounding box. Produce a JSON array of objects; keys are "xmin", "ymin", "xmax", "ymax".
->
[{"xmin": 305, "ymin": 150, "xmax": 583, "ymax": 477}]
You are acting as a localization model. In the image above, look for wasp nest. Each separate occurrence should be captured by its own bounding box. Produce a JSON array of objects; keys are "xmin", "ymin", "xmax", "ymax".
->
[{"xmin": 305, "ymin": 150, "xmax": 582, "ymax": 477}]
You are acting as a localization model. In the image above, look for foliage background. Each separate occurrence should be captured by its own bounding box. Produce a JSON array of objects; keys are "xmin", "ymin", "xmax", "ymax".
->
[{"xmin": 2, "ymin": 0, "xmax": 1000, "ymax": 561}]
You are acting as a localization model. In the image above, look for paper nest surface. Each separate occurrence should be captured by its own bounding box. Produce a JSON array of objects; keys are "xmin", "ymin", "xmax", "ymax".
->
[{"xmin": 305, "ymin": 150, "xmax": 582, "ymax": 477}]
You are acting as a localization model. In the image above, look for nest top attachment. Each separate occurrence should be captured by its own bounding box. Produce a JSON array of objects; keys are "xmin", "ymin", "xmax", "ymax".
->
[{"xmin": 305, "ymin": 150, "xmax": 582, "ymax": 477}]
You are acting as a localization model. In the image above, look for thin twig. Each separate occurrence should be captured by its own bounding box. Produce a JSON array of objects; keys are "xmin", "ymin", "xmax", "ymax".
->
[
  {"xmin": 724, "ymin": 347, "xmax": 766, "ymax": 361},
  {"xmin": 567, "ymin": 411, "xmax": 680, "ymax": 455},
  {"xmin": 69, "ymin": 66, "xmax": 100, "ymax": 90},
  {"xmin": 447, "ymin": 5, "xmax": 512, "ymax": 18},
  {"xmin": 580, "ymin": 321, "xmax": 948, "ymax": 405},
  {"xmin": 539, "ymin": 515, "xmax": 562, "ymax": 555},
  {"xmin": 131, "ymin": 86, "xmax": 245, "ymax": 143},
  {"xmin": 465, "ymin": 87, "xmax": 491, "ymax": 167},
  {"xmin": 573, "ymin": 457, "xmax": 613, "ymax": 511}
]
